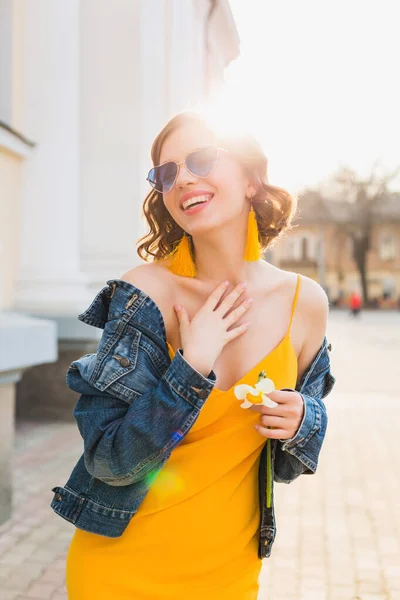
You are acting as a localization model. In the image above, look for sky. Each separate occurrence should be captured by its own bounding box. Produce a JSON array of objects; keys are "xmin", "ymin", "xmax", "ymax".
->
[{"xmin": 206, "ymin": 0, "xmax": 399, "ymax": 194}]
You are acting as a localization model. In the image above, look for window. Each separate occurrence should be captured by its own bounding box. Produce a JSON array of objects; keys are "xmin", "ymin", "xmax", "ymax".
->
[
  {"xmin": 382, "ymin": 277, "xmax": 395, "ymax": 299},
  {"xmin": 379, "ymin": 234, "xmax": 396, "ymax": 261},
  {"xmin": 283, "ymin": 238, "xmax": 301, "ymax": 261},
  {"xmin": 301, "ymin": 237, "xmax": 309, "ymax": 260},
  {"xmin": 282, "ymin": 234, "xmax": 316, "ymax": 261},
  {"xmin": 299, "ymin": 234, "xmax": 315, "ymax": 261}
]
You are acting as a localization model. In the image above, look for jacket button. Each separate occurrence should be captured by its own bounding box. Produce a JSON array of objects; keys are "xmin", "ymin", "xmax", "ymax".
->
[
  {"xmin": 55, "ymin": 493, "xmax": 62, "ymax": 501},
  {"xmin": 119, "ymin": 357, "xmax": 131, "ymax": 368},
  {"xmin": 197, "ymin": 389, "xmax": 208, "ymax": 399},
  {"xmin": 327, "ymin": 343, "xmax": 332, "ymax": 351}
]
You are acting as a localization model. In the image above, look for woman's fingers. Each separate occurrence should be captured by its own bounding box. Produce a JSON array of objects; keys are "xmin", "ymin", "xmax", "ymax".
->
[
  {"xmin": 224, "ymin": 320, "xmax": 250, "ymax": 341},
  {"xmin": 215, "ymin": 282, "xmax": 248, "ymax": 316},
  {"xmin": 250, "ymin": 403, "xmax": 287, "ymax": 415},
  {"xmin": 223, "ymin": 296, "xmax": 253, "ymax": 328},
  {"xmin": 174, "ymin": 304, "xmax": 189, "ymax": 326},
  {"xmin": 203, "ymin": 280, "xmax": 230, "ymax": 311},
  {"xmin": 182, "ymin": 280, "xmax": 253, "ymax": 364},
  {"xmin": 254, "ymin": 425, "xmax": 288, "ymax": 439},
  {"xmin": 260, "ymin": 415, "xmax": 286, "ymax": 428}
]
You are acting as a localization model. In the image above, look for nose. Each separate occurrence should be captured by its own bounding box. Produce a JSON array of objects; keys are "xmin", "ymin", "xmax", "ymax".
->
[{"xmin": 175, "ymin": 163, "xmax": 198, "ymax": 189}]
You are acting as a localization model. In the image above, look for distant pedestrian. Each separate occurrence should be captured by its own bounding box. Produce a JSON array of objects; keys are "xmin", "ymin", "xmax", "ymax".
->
[{"xmin": 349, "ymin": 291, "xmax": 362, "ymax": 316}]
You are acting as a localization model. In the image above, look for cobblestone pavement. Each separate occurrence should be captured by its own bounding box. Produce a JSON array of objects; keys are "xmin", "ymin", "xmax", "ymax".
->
[{"xmin": 1, "ymin": 309, "xmax": 400, "ymax": 599}]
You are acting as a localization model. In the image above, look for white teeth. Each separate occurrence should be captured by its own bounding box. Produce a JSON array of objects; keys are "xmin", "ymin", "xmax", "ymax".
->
[{"xmin": 182, "ymin": 195, "xmax": 212, "ymax": 210}]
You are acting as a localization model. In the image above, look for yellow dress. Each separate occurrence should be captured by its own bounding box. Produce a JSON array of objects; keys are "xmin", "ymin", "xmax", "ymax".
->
[{"xmin": 66, "ymin": 275, "xmax": 301, "ymax": 600}]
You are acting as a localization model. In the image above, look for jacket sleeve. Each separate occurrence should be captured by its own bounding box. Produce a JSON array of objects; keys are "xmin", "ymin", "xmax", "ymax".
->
[
  {"xmin": 273, "ymin": 339, "xmax": 336, "ymax": 483},
  {"xmin": 68, "ymin": 346, "xmax": 216, "ymax": 487}
]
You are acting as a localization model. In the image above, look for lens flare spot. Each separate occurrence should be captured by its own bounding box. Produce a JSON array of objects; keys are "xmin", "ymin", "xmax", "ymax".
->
[
  {"xmin": 144, "ymin": 467, "xmax": 161, "ymax": 487},
  {"xmin": 148, "ymin": 466, "xmax": 185, "ymax": 500},
  {"xmin": 146, "ymin": 465, "xmax": 185, "ymax": 506}
]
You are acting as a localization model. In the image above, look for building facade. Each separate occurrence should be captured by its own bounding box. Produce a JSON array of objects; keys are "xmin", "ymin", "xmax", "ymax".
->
[
  {"xmin": 0, "ymin": 0, "xmax": 239, "ymax": 522},
  {"xmin": 269, "ymin": 193, "xmax": 400, "ymax": 308}
]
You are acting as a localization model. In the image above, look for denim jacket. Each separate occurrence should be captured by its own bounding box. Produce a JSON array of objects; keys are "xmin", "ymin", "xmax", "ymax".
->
[{"xmin": 50, "ymin": 278, "xmax": 335, "ymax": 559}]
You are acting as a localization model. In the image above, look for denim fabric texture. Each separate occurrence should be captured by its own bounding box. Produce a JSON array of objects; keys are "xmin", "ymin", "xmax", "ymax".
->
[{"xmin": 50, "ymin": 279, "xmax": 336, "ymax": 558}]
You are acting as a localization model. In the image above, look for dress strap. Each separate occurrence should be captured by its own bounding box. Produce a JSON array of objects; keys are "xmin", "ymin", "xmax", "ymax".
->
[{"xmin": 288, "ymin": 274, "xmax": 301, "ymax": 334}]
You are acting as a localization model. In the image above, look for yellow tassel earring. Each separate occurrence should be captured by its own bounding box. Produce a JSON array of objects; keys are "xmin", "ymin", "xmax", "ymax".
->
[
  {"xmin": 244, "ymin": 202, "xmax": 261, "ymax": 261},
  {"xmin": 167, "ymin": 233, "xmax": 196, "ymax": 277}
]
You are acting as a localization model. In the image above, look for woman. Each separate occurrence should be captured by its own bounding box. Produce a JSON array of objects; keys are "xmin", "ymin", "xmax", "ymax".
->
[{"xmin": 53, "ymin": 112, "xmax": 335, "ymax": 599}]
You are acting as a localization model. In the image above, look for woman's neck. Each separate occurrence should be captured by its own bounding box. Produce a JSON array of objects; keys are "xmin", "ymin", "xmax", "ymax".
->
[{"xmin": 193, "ymin": 231, "xmax": 262, "ymax": 286}]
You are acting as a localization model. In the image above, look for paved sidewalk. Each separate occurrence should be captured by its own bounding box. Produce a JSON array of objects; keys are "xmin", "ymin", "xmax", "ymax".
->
[
  {"xmin": 0, "ymin": 422, "xmax": 81, "ymax": 599},
  {"xmin": 1, "ymin": 310, "xmax": 400, "ymax": 599}
]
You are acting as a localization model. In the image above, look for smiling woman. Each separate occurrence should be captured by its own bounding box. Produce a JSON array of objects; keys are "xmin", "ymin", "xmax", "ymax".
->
[{"xmin": 63, "ymin": 108, "xmax": 335, "ymax": 600}]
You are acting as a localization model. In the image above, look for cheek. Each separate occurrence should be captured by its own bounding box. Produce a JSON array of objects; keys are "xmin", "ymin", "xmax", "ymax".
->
[
  {"xmin": 210, "ymin": 163, "xmax": 247, "ymax": 202},
  {"xmin": 162, "ymin": 190, "xmax": 183, "ymax": 224}
]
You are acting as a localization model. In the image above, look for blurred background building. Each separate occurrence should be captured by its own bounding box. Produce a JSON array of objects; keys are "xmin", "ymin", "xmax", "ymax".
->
[
  {"xmin": 0, "ymin": 0, "xmax": 239, "ymax": 523},
  {"xmin": 269, "ymin": 192, "xmax": 400, "ymax": 308}
]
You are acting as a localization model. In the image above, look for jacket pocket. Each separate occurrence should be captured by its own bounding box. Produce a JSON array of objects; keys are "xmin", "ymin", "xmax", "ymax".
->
[
  {"xmin": 67, "ymin": 325, "xmax": 147, "ymax": 402},
  {"xmin": 90, "ymin": 324, "xmax": 141, "ymax": 392},
  {"xmin": 67, "ymin": 318, "xmax": 170, "ymax": 403},
  {"xmin": 95, "ymin": 326, "xmax": 168, "ymax": 402}
]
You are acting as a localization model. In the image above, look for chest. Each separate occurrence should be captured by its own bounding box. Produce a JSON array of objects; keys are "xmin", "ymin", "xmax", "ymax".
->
[{"xmin": 161, "ymin": 283, "xmax": 301, "ymax": 393}]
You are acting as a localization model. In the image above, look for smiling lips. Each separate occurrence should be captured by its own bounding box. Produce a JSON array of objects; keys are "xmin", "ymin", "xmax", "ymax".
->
[{"xmin": 181, "ymin": 192, "xmax": 214, "ymax": 212}]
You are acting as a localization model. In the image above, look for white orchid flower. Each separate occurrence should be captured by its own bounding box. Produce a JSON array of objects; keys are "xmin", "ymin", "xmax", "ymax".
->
[{"xmin": 234, "ymin": 374, "xmax": 278, "ymax": 409}]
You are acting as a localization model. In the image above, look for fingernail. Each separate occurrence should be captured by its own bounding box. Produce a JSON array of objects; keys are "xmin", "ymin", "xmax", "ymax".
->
[
  {"xmin": 223, "ymin": 280, "xmax": 229, "ymax": 286},
  {"xmin": 174, "ymin": 304, "xmax": 181, "ymax": 311}
]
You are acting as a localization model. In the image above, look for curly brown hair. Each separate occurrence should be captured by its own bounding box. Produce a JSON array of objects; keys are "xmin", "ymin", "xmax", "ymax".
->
[{"xmin": 137, "ymin": 111, "xmax": 297, "ymax": 262}]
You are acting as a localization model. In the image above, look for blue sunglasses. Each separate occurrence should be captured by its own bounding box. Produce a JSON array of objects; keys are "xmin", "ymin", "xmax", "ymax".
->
[{"xmin": 147, "ymin": 146, "xmax": 225, "ymax": 194}]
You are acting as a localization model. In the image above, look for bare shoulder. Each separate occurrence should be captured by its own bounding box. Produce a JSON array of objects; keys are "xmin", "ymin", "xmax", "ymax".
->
[
  {"xmin": 120, "ymin": 262, "xmax": 174, "ymax": 306},
  {"xmin": 297, "ymin": 273, "xmax": 329, "ymax": 320},
  {"xmin": 294, "ymin": 272, "xmax": 329, "ymax": 378},
  {"xmin": 267, "ymin": 266, "xmax": 329, "ymax": 378},
  {"xmin": 263, "ymin": 263, "xmax": 328, "ymax": 315}
]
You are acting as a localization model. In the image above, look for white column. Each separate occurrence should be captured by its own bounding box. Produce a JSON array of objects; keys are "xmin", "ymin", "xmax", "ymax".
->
[
  {"xmin": 79, "ymin": 0, "xmax": 144, "ymax": 288},
  {"xmin": 137, "ymin": 0, "xmax": 168, "ymax": 173},
  {"xmin": 166, "ymin": 0, "xmax": 196, "ymax": 116},
  {"xmin": 0, "ymin": 0, "xmax": 12, "ymax": 123},
  {"xmin": 15, "ymin": 0, "xmax": 91, "ymax": 315},
  {"xmin": 192, "ymin": 0, "xmax": 208, "ymax": 103},
  {"xmin": 133, "ymin": 0, "xmax": 168, "ymax": 247}
]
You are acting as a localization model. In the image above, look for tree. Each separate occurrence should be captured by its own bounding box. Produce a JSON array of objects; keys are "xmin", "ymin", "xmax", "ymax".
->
[{"xmin": 321, "ymin": 163, "xmax": 400, "ymax": 305}]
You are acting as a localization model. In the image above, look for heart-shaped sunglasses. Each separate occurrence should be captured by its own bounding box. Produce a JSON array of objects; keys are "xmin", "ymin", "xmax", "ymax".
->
[{"xmin": 147, "ymin": 146, "xmax": 227, "ymax": 194}]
